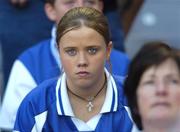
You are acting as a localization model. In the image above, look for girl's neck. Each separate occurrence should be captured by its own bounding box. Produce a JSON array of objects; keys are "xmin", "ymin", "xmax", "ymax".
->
[
  {"xmin": 67, "ymin": 74, "xmax": 107, "ymax": 121},
  {"xmin": 67, "ymin": 74, "xmax": 106, "ymax": 98}
]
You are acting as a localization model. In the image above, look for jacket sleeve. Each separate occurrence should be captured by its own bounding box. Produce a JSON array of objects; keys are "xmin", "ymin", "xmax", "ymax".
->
[
  {"xmin": 13, "ymin": 95, "xmax": 36, "ymax": 132},
  {"xmin": 0, "ymin": 60, "xmax": 37, "ymax": 130}
]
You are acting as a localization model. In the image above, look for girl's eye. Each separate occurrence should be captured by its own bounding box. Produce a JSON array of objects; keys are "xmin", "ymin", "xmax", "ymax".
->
[
  {"xmin": 65, "ymin": 49, "xmax": 77, "ymax": 56},
  {"xmin": 88, "ymin": 47, "xmax": 98, "ymax": 55}
]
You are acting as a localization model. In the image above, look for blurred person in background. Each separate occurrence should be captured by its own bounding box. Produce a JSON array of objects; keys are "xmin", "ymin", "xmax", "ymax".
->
[
  {"xmin": 0, "ymin": 0, "xmax": 53, "ymax": 96},
  {"xmin": 124, "ymin": 42, "xmax": 180, "ymax": 132}
]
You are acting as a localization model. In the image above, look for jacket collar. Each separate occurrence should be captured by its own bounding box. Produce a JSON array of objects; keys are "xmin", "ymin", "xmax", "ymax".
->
[{"xmin": 56, "ymin": 69, "xmax": 119, "ymax": 116}]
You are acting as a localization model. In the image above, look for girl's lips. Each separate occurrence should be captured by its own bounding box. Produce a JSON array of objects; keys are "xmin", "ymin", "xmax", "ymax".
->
[{"xmin": 76, "ymin": 71, "xmax": 90, "ymax": 77}]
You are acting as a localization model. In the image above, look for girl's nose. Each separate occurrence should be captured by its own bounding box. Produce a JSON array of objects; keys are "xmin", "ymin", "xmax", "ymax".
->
[{"xmin": 77, "ymin": 53, "xmax": 88, "ymax": 67}]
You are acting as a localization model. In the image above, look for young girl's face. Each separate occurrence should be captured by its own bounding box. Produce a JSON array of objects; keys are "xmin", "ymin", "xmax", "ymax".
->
[{"xmin": 59, "ymin": 26, "xmax": 111, "ymax": 89}]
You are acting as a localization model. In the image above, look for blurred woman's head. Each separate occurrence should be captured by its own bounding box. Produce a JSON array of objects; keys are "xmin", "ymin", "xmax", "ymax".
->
[{"xmin": 124, "ymin": 41, "xmax": 180, "ymax": 130}]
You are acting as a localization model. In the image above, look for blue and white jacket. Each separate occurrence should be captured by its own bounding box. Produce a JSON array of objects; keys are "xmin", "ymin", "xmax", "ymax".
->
[
  {"xmin": 14, "ymin": 71, "xmax": 132, "ymax": 132},
  {"xmin": 0, "ymin": 27, "xmax": 129, "ymax": 130}
]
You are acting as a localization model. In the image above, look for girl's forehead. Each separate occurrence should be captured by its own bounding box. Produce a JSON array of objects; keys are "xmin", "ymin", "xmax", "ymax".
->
[{"xmin": 59, "ymin": 27, "xmax": 106, "ymax": 47}]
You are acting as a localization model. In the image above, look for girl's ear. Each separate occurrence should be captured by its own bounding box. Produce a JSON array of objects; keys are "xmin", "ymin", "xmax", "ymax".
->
[
  {"xmin": 44, "ymin": 3, "xmax": 57, "ymax": 22},
  {"xmin": 106, "ymin": 41, "xmax": 113, "ymax": 60}
]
